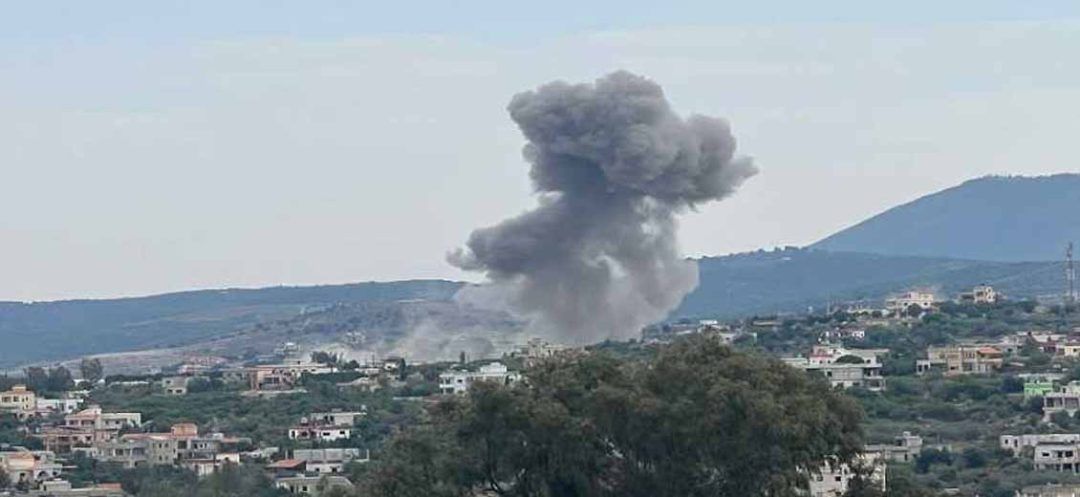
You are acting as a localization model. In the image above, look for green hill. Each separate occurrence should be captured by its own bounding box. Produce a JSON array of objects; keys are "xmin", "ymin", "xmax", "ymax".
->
[
  {"xmin": 674, "ymin": 248, "xmax": 1064, "ymax": 318},
  {"xmin": 0, "ymin": 280, "xmax": 462, "ymax": 367},
  {"xmin": 811, "ymin": 174, "xmax": 1080, "ymax": 262}
]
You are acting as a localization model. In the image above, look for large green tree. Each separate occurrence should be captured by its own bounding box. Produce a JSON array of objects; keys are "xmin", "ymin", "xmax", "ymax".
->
[{"xmin": 362, "ymin": 335, "xmax": 864, "ymax": 497}]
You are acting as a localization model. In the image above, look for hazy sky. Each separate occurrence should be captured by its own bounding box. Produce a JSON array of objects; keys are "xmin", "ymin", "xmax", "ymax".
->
[{"xmin": 3, "ymin": 1, "xmax": 1080, "ymax": 301}]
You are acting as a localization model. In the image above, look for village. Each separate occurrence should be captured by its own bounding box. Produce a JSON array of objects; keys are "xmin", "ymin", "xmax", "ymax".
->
[{"xmin": 0, "ymin": 283, "xmax": 1078, "ymax": 497}]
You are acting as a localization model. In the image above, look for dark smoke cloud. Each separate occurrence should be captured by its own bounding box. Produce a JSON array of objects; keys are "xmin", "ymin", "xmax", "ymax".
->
[{"xmin": 450, "ymin": 71, "xmax": 757, "ymax": 344}]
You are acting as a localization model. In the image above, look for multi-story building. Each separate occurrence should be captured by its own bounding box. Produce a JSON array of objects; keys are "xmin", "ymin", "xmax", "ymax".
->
[
  {"xmin": 275, "ymin": 475, "xmax": 354, "ymax": 496},
  {"xmin": 1045, "ymin": 382, "xmax": 1080, "ymax": 420},
  {"xmin": 0, "ymin": 385, "xmax": 37, "ymax": 417},
  {"xmin": 916, "ymin": 345, "xmax": 1003, "ymax": 376},
  {"xmin": 248, "ymin": 362, "xmax": 336, "ymax": 391},
  {"xmin": 865, "ymin": 432, "xmax": 923, "ymax": 463},
  {"xmin": 885, "ymin": 291, "xmax": 938, "ymax": 315},
  {"xmin": 1019, "ymin": 484, "xmax": 1080, "ymax": 497},
  {"xmin": 959, "ymin": 285, "xmax": 999, "ymax": 305},
  {"xmin": 1034, "ymin": 442, "xmax": 1080, "ymax": 472},
  {"xmin": 307, "ymin": 411, "xmax": 365, "ymax": 427},
  {"xmin": 439, "ymin": 362, "xmax": 522, "ymax": 395},
  {"xmin": 161, "ymin": 376, "xmax": 191, "ymax": 396},
  {"xmin": 806, "ymin": 454, "xmax": 886, "ymax": 497},
  {"xmin": 783, "ymin": 346, "xmax": 887, "ymax": 391},
  {"xmin": 1001, "ymin": 434, "xmax": 1080, "ymax": 454},
  {"xmin": 292, "ymin": 448, "xmax": 369, "ymax": 475},
  {"xmin": 93, "ymin": 423, "xmax": 249, "ymax": 474},
  {"xmin": 0, "ymin": 447, "xmax": 63, "ymax": 488}
]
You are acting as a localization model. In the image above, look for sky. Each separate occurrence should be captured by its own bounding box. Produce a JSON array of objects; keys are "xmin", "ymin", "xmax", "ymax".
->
[{"xmin": 2, "ymin": 1, "xmax": 1080, "ymax": 301}]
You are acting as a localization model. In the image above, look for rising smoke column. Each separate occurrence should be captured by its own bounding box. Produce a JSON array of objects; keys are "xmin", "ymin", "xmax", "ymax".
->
[{"xmin": 450, "ymin": 71, "xmax": 757, "ymax": 344}]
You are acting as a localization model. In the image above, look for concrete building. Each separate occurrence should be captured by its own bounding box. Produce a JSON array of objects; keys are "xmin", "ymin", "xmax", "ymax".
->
[
  {"xmin": 161, "ymin": 376, "xmax": 191, "ymax": 396},
  {"xmin": 1021, "ymin": 373, "xmax": 1065, "ymax": 398},
  {"xmin": 1020, "ymin": 484, "xmax": 1080, "ymax": 497},
  {"xmin": 22, "ymin": 481, "xmax": 127, "ymax": 497},
  {"xmin": 865, "ymin": 432, "xmax": 923, "ymax": 463},
  {"xmin": 1045, "ymin": 382, "xmax": 1080, "ymax": 421},
  {"xmin": 1034, "ymin": 442, "xmax": 1080, "ymax": 472},
  {"xmin": 959, "ymin": 284, "xmax": 998, "ymax": 304},
  {"xmin": 807, "ymin": 454, "xmax": 886, "ymax": 497},
  {"xmin": 783, "ymin": 346, "xmax": 887, "ymax": 391},
  {"xmin": 0, "ymin": 385, "xmax": 37, "ymax": 417},
  {"xmin": 307, "ymin": 411, "xmax": 365, "ymax": 427},
  {"xmin": 438, "ymin": 362, "xmax": 522, "ymax": 395},
  {"xmin": 288, "ymin": 425, "xmax": 352, "ymax": 442},
  {"xmin": 248, "ymin": 362, "xmax": 336, "ymax": 391},
  {"xmin": 275, "ymin": 475, "xmax": 354, "ymax": 496},
  {"xmin": 35, "ymin": 397, "xmax": 84, "ymax": 415},
  {"xmin": 916, "ymin": 345, "xmax": 1003, "ymax": 376},
  {"xmin": 292, "ymin": 448, "xmax": 369, "ymax": 475},
  {"xmin": 1001, "ymin": 434, "xmax": 1080, "ymax": 454},
  {"xmin": 886, "ymin": 291, "xmax": 938, "ymax": 315},
  {"xmin": 0, "ymin": 447, "xmax": 63, "ymax": 488}
]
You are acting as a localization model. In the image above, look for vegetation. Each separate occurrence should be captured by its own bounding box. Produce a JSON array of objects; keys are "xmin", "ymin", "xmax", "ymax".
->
[{"xmin": 360, "ymin": 335, "xmax": 864, "ymax": 497}]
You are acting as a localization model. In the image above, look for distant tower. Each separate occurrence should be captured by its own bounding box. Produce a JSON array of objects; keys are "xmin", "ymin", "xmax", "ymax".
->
[{"xmin": 1068, "ymin": 242, "xmax": 1077, "ymax": 305}]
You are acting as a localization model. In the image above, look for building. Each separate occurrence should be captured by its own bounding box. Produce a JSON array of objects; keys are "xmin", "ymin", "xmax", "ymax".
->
[
  {"xmin": 288, "ymin": 425, "xmax": 352, "ymax": 442},
  {"xmin": 161, "ymin": 376, "xmax": 191, "ymax": 396},
  {"xmin": 292, "ymin": 448, "xmax": 369, "ymax": 475},
  {"xmin": 35, "ymin": 396, "xmax": 84, "ymax": 415},
  {"xmin": 1020, "ymin": 484, "xmax": 1080, "ymax": 497},
  {"xmin": 865, "ymin": 432, "xmax": 923, "ymax": 463},
  {"xmin": 307, "ymin": 411, "xmax": 365, "ymax": 427},
  {"xmin": 275, "ymin": 475, "xmax": 354, "ymax": 496},
  {"xmin": 959, "ymin": 284, "xmax": 998, "ymax": 304},
  {"xmin": 94, "ymin": 423, "xmax": 250, "ymax": 473},
  {"xmin": 885, "ymin": 291, "xmax": 938, "ymax": 315},
  {"xmin": 0, "ymin": 447, "xmax": 63, "ymax": 488},
  {"xmin": 438, "ymin": 362, "xmax": 522, "ymax": 395},
  {"xmin": 1045, "ymin": 382, "xmax": 1080, "ymax": 420},
  {"xmin": 782, "ymin": 346, "xmax": 887, "ymax": 392},
  {"xmin": 22, "ymin": 481, "xmax": 127, "ymax": 497},
  {"xmin": 248, "ymin": 362, "xmax": 336, "ymax": 391},
  {"xmin": 807, "ymin": 454, "xmax": 886, "ymax": 497},
  {"xmin": 1001, "ymin": 434, "xmax": 1080, "ymax": 454},
  {"xmin": 1021, "ymin": 373, "xmax": 1065, "ymax": 398},
  {"xmin": 0, "ymin": 385, "xmax": 37, "ymax": 417},
  {"xmin": 916, "ymin": 345, "xmax": 1003, "ymax": 376},
  {"xmin": 1034, "ymin": 442, "xmax": 1080, "ymax": 471}
]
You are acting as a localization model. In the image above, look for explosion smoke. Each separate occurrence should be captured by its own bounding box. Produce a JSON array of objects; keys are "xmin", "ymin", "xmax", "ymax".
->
[{"xmin": 450, "ymin": 71, "xmax": 757, "ymax": 344}]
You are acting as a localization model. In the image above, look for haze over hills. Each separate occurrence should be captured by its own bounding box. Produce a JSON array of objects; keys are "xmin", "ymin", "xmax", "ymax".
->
[
  {"xmin": 812, "ymin": 174, "xmax": 1080, "ymax": 262},
  {"xmin": 2, "ymin": 174, "xmax": 1077, "ymax": 369}
]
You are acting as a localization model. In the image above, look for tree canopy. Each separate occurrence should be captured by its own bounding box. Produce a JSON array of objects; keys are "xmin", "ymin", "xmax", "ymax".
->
[{"xmin": 361, "ymin": 335, "xmax": 864, "ymax": 497}]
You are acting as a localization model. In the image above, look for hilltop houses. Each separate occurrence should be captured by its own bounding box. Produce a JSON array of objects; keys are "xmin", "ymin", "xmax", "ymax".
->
[
  {"xmin": 959, "ymin": 284, "xmax": 999, "ymax": 305},
  {"xmin": 886, "ymin": 291, "xmax": 939, "ymax": 316},
  {"xmin": 916, "ymin": 345, "xmax": 1003, "ymax": 376},
  {"xmin": 438, "ymin": 362, "xmax": 521, "ymax": 395},
  {"xmin": 782, "ymin": 345, "xmax": 887, "ymax": 391}
]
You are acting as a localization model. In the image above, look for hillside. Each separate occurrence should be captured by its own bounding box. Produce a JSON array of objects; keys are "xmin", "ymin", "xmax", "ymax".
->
[
  {"xmin": 811, "ymin": 174, "xmax": 1080, "ymax": 261},
  {"xmin": 674, "ymin": 248, "xmax": 1064, "ymax": 318},
  {"xmin": 0, "ymin": 280, "xmax": 462, "ymax": 368}
]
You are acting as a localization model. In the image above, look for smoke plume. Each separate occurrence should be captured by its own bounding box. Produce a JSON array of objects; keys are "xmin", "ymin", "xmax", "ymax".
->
[{"xmin": 450, "ymin": 71, "xmax": 757, "ymax": 344}]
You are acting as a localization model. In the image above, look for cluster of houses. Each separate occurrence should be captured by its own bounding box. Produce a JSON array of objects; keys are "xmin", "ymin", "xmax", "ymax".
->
[
  {"xmin": 0, "ymin": 385, "xmax": 85, "ymax": 421},
  {"xmin": 782, "ymin": 345, "xmax": 887, "ymax": 392},
  {"xmin": 807, "ymin": 431, "xmax": 928, "ymax": 497},
  {"xmin": 0, "ymin": 397, "xmax": 373, "ymax": 495}
]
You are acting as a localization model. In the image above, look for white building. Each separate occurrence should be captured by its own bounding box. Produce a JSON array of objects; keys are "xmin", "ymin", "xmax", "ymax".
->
[
  {"xmin": 807, "ymin": 454, "xmax": 886, "ymax": 497},
  {"xmin": 292, "ymin": 448, "xmax": 369, "ymax": 475},
  {"xmin": 959, "ymin": 284, "xmax": 998, "ymax": 304},
  {"xmin": 1001, "ymin": 434, "xmax": 1080, "ymax": 454},
  {"xmin": 886, "ymin": 291, "xmax": 938, "ymax": 315},
  {"xmin": 439, "ymin": 362, "xmax": 522, "ymax": 395},
  {"xmin": 783, "ymin": 346, "xmax": 887, "ymax": 391}
]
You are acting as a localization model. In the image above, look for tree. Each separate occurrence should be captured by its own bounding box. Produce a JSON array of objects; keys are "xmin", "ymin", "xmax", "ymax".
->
[
  {"xmin": 80, "ymin": 358, "xmax": 105, "ymax": 384},
  {"xmin": 23, "ymin": 367, "xmax": 48, "ymax": 392},
  {"xmin": 363, "ymin": 335, "xmax": 864, "ymax": 497},
  {"xmin": 46, "ymin": 367, "xmax": 75, "ymax": 392},
  {"xmin": 0, "ymin": 467, "xmax": 10, "ymax": 489},
  {"xmin": 835, "ymin": 355, "xmax": 866, "ymax": 364}
]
